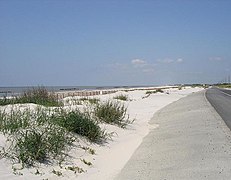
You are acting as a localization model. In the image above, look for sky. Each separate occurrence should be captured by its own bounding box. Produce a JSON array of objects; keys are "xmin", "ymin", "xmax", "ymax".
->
[{"xmin": 0, "ymin": 0, "xmax": 231, "ymax": 86}]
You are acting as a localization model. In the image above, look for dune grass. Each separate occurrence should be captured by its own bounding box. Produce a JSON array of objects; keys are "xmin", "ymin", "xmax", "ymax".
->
[
  {"xmin": 113, "ymin": 94, "xmax": 129, "ymax": 101},
  {"xmin": 0, "ymin": 90, "xmax": 132, "ymax": 168},
  {"xmin": 79, "ymin": 97, "xmax": 100, "ymax": 104},
  {"xmin": 146, "ymin": 89, "xmax": 164, "ymax": 95},
  {"xmin": 216, "ymin": 83, "xmax": 231, "ymax": 88},
  {"xmin": 0, "ymin": 106, "xmax": 106, "ymax": 166},
  {"xmin": 0, "ymin": 108, "xmax": 74, "ymax": 166},
  {"xmin": 94, "ymin": 100, "xmax": 130, "ymax": 128},
  {"xmin": 51, "ymin": 109, "xmax": 104, "ymax": 142},
  {"xmin": 0, "ymin": 87, "xmax": 61, "ymax": 107}
]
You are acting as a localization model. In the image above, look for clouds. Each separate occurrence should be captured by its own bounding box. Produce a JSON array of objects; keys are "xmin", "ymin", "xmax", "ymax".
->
[
  {"xmin": 105, "ymin": 57, "xmax": 184, "ymax": 75},
  {"xmin": 131, "ymin": 59, "xmax": 155, "ymax": 73},
  {"xmin": 131, "ymin": 59, "xmax": 147, "ymax": 68},
  {"xmin": 176, "ymin": 58, "xmax": 183, "ymax": 63},
  {"xmin": 209, "ymin": 57, "xmax": 222, "ymax": 62},
  {"xmin": 157, "ymin": 58, "xmax": 184, "ymax": 64},
  {"xmin": 105, "ymin": 59, "xmax": 155, "ymax": 74}
]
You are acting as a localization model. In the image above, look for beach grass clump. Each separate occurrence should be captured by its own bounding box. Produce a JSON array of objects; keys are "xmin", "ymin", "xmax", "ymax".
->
[
  {"xmin": 0, "ymin": 108, "xmax": 74, "ymax": 166},
  {"xmin": 113, "ymin": 94, "xmax": 129, "ymax": 101},
  {"xmin": 94, "ymin": 100, "xmax": 129, "ymax": 128},
  {"xmin": 155, "ymin": 88, "xmax": 164, "ymax": 93},
  {"xmin": 0, "ymin": 86, "xmax": 61, "ymax": 107},
  {"xmin": 14, "ymin": 126, "xmax": 71, "ymax": 165},
  {"xmin": 88, "ymin": 98, "xmax": 100, "ymax": 104},
  {"xmin": 19, "ymin": 87, "xmax": 61, "ymax": 107},
  {"xmin": 0, "ymin": 108, "xmax": 31, "ymax": 134},
  {"xmin": 145, "ymin": 91, "xmax": 155, "ymax": 95},
  {"xmin": 216, "ymin": 83, "xmax": 231, "ymax": 88},
  {"xmin": 51, "ymin": 110, "xmax": 104, "ymax": 142},
  {"xmin": 79, "ymin": 97, "xmax": 100, "ymax": 104},
  {"xmin": 146, "ymin": 89, "xmax": 164, "ymax": 95}
]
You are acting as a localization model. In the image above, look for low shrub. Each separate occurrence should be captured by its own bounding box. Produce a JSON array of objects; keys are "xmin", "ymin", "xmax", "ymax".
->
[
  {"xmin": 0, "ymin": 108, "xmax": 74, "ymax": 166},
  {"xmin": 217, "ymin": 84, "xmax": 231, "ymax": 88},
  {"xmin": 51, "ymin": 110, "xmax": 104, "ymax": 142},
  {"xmin": 88, "ymin": 98, "xmax": 100, "ymax": 104},
  {"xmin": 156, "ymin": 88, "xmax": 164, "ymax": 93},
  {"xmin": 145, "ymin": 91, "xmax": 154, "ymax": 94},
  {"xmin": 79, "ymin": 97, "xmax": 100, "ymax": 104},
  {"xmin": 0, "ymin": 108, "xmax": 31, "ymax": 134},
  {"xmin": 146, "ymin": 89, "xmax": 164, "ymax": 95},
  {"xmin": 94, "ymin": 100, "xmax": 130, "ymax": 128},
  {"xmin": 113, "ymin": 94, "xmax": 129, "ymax": 101},
  {"xmin": 0, "ymin": 86, "xmax": 61, "ymax": 107}
]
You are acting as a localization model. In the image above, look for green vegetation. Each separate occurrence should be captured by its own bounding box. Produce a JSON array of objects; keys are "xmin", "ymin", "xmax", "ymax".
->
[
  {"xmin": 81, "ymin": 146, "xmax": 96, "ymax": 155},
  {"xmin": 51, "ymin": 110, "xmax": 104, "ymax": 142},
  {"xmin": 79, "ymin": 97, "xmax": 100, "ymax": 104},
  {"xmin": 215, "ymin": 83, "xmax": 231, "ymax": 88},
  {"xmin": 14, "ymin": 126, "xmax": 72, "ymax": 166},
  {"xmin": 81, "ymin": 159, "xmax": 92, "ymax": 166},
  {"xmin": 146, "ymin": 88, "xmax": 164, "ymax": 95},
  {"xmin": 52, "ymin": 169, "xmax": 62, "ymax": 176},
  {"xmin": 66, "ymin": 166, "xmax": 85, "ymax": 174},
  {"xmin": 88, "ymin": 98, "xmax": 100, "ymax": 104},
  {"xmin": 0, "ymin": 87, "xmax": 61, "ymax": 107},
  {"xmin": 0, "ymin": 108, "xmax": 74, "ymax": 166},
  {"xmin": 0, "ymin": 106, "xmax": 105, "ymax": 167},
  {"xmin": 94, "ymin": 100, "xmax": 130, "ymax": 128},
  {"xmin": 113, "ymin": 94, "xmax": 129, "ymax": 101},
  {"xmin": 0, "ymin": 88, "xmax": 132, "ymax": 170}
]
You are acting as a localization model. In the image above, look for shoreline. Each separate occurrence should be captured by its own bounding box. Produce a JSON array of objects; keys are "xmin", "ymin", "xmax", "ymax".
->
[{"xmin": 0, "ymin": 85, "xmax": 175, "ymax": 98}]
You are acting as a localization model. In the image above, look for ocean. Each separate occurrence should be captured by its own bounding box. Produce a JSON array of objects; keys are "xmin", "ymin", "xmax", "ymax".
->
[{"xmin": 0, "ymin": 85, "xmax": 151, "ymax": 97}]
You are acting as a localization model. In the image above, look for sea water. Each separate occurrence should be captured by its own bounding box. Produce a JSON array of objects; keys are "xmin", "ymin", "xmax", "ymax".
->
[{"xmin": 0, "ymin": 85, "xmax": 148, "ymax": 97}]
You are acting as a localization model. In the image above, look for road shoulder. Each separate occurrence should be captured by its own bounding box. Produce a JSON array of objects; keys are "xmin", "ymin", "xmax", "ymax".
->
[{"xmin": 115, "ymin": 90, "xmax": 231, "ymax": 180}]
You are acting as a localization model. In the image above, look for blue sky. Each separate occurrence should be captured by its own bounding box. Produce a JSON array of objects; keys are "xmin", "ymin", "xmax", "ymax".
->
[{"xmin": 1, "ymin": 0, "xmax": 231, "ymax": 86}]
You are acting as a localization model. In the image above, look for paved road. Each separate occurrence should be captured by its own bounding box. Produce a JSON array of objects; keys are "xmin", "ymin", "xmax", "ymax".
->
[
  {"xmin": 206, "ymin": 87, "xmax": 231, "ymax": 130},
  {"xmin": 115, "ymin": 91, "xmax": 231, "ymax": 180}
]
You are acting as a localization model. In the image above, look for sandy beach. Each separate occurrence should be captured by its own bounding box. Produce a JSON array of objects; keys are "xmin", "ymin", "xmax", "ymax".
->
[{"xmin": 0, "ymin": 86, "xmax": 203, "ymax": 179}]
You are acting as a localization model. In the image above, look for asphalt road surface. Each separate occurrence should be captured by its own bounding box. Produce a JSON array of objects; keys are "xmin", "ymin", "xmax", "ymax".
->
[
  {"xmin": 115, "ymin": 91, "xmax": 231, "ymax": 180},
  {"xmin": 206, "ymin": 87, "xmax": 231, "ymax": 130}
]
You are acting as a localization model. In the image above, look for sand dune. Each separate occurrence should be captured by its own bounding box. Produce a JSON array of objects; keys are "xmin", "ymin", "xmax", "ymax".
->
[{"xmin": 0, "ymin": 86, "xmax": 203, "ymax": 179}]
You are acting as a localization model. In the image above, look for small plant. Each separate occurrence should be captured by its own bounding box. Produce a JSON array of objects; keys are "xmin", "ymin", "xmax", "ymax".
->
[
  {"xmin": 89, "ymin": 148, "xmax": 96, "ymax": 155},
  {"xmin": 66, "ymin": 166, "xmax": 85, "ymax": 174},
  {"xmin": 52, "ymin": 169, "xmax": 62, "ymax": 176},
  {"xmin": 88, "ymin": 98, "xmax": 100, "ymax": 104},
  {"xmin": 81, "ymin": 159, "xmax": 92, "ymax": 166},
  {"xmin": 145, "ymin": 91, "xmax": 155, "ymax": 94},
  {"xmin": 79, "ymin": 97, "xmax": 88, "ymax": 101},
  {"xmin": 13, "ymin": 167, "xmax": 23, "ymax": 176},
  {"xmin": 156, "ymin": 88, "xmax": 164, "ymax": 93},
  {"xmin": 81, "ymin": 146, "xmax": 96, "ymax": 155},
  {"xmin": 113, "ymin": 94, "xmax": 129, "ymax": 101},
  {"xmin": 79, "ymin": 97, "xmax": 99, "ymax": 104},
  {"xmin": 145, "ymin": 89, "xmax": 164, "ymax": 95},
  {"xmin": 94, "ymin": 100, "xmax": 130, "ymax": 128},
  {"xmin": 35, "ymin": 169, "xmax": 41, "ymax": 175},
  {"xmin": 64, "ymin": 98, "xmax": 82, "ymax": 106}
]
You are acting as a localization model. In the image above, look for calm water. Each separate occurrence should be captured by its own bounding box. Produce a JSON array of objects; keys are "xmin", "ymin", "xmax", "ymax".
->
[{"xmin": 0, "ymin": 85, "xmax": 152, "ymax": 97}]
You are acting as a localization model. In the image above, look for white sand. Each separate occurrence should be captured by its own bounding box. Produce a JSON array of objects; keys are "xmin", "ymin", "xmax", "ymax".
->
[{"xmin": 0, "ymin": 86, "xmax": 203, "ymax": 179}]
